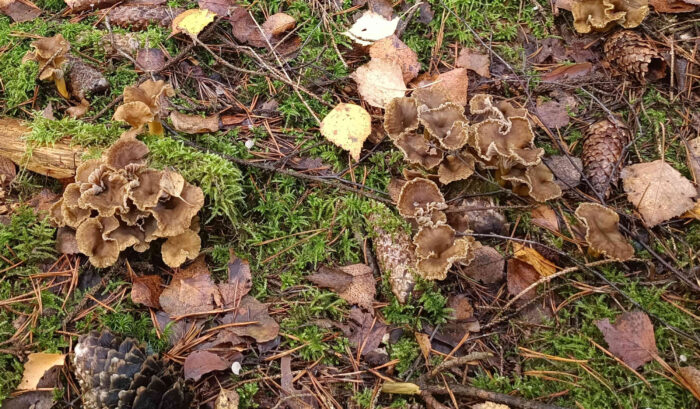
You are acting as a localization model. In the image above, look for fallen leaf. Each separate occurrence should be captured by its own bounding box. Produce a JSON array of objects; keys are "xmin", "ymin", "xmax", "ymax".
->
[
  {"xmin": 417, "ymin": 2, "xmax": 434, "ymax": 23},
  {"xmin": 595, "ymin": 310, "xmax": 658, "ymax": 369},
  {"xmin": 679, "ymin": 366, "xmax": 700, "ymax": 398},
  {"xmin": 683, "ymin": 201, "xmax": 700, "ymax": 220},
  {"xmin": 621, "ymin": 160, "xmax": 697, "ymax": 227},
  {"xmin": 219, "ymin": 252, "xmax": 252, "ymax": 307},
  {"xmin": 221, "ymin": 295, "xmax": 279, "ymax": 343},
  {"xmin": 369, "ymin": 35, "xmax": 420, "ymax": 83},
  {"xmin": 544, "ymin": 155, "xmax": 582, "ymax": 190},
  {"xmin": 542, "ymin": 62, "xmax": 593, "ymax": 82},
  {"xmin": 0, "ymin": 156, "xmax": 16, "ymax": 186},
  {"xmin": 531, "ymin": 205, "xmax": 559, "ymax": 232},
  {"xmin": 342, "ymin": 10, "xmax": 399, "ymax": 46},
  {"xmin": 448, "ymin": 294, "xmax": 473, "ymax": 321},
  {"xmin": 159, "ymin": 257, "xmax": 218, "ymax": 317},
  {"xmin": 262, "ymin": 12, "xmax": 296, "ymax": 36},
  {"xmin": 473, "ymin": 402, "xmax": 510, "ymax": 409},
  {"xmin": 344, "ymin": 307, "xmax": 387, "ymax": 355},
  {"xmin": 0, "ymin": 0, "xmax": 41, "ymax": 22},
  {"xmin": 687, "ymin": 137, "xmax": 700, "ymax": 183},
  {"xmin": 351, "ymin": 59, "xmax": 406, "ymax": 108},
  {"xmin": 536, "ymin": 99, "xmax": 569, "ymax": 129},
  {"xmin": 131, "ymin": 274, "xmax": 163, "ymax": 309},
  {"xmin": 575, "ymin": 203, "xmax": 634, "ymax": 261},
  {"xmin": 307, "ymin": 264, "xmax": 376, "ymax": 308},
  {"xmin": 462, "ymin": 244, "xmax": 504, "ymax": 284},
  {"xmin": 435, "ymin": 68, "xmax": 468, "ymax": 106},
  {"xmin": 18, "ymin": 353, "xmax": 65, "ymax": 390},
  {"xmin": 415, "ymin": 332, "xmax": 431, "ymax": 360},
  {"xmin": 650, "ymin": 0, "xmax": 696, "ymax": 12},
  {"xmin": 456, "ymin": 48, "xmax": 490, "ymax": 78},
  {"xmin": 507, "ymin": 258, "xmax": 539, "ymax": 301},
  {"xmin": 172, "ymin": 8, "xmax": 216, "ymax": 38},
  {"xmin": 280, "ymin": 356, "xmax": 315, "ymax": 409},
  {"xmin": 65, "ymin": 98, "xmax": 90, "ymax": 119},
  {"xmin": 354, "ymin": 0, "xmax": 395, "ymax": 19},
  {"xmin": 136, "ymin": 48, "xmax": 167, "ymax": 72},
  {"xmin": 0, "ymin": 391, "xmax": 53, "ymax": 409},
  {"xmin": 215, "ymin": 388, "xmax": 240, "ymax": 409},
  {"xmin": 230, "ymin": 7, "xmax": 266, "ymax": 47},
  {"xmin": 198, "ymin": 0, "xmax": 234, "ymax": 16},
  {"xmin": 170, "ymin": 111, "xmax": 221, "ymax": 134},
  {"xmin": 513, "ymin": 243, "xmax": 558, "ymax": 277},
  {"xmin": 320, "ymin": 103, "xmax": 371, "ymax": 161},
  {"xmin": 184, "ymin": 350, "xmax": 230, "ymax": 381}
]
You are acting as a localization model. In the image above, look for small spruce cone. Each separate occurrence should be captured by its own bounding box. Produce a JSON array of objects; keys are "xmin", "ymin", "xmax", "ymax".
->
[
  {"xmin": 107, "ymin": 5, "xmax": 184, "ymax": 31},
  {"xmin": 581, "ymin": 119, "xmax": 628, "ymax": 198},
  {"xmin": 604, "ymin": 30, "xmax": 667, "ymax": 83},
  {"xmin": 74, "ymin": 331, "xmax": 192, "ymax": 409},
  {"xmin": 368, "ymin": 210, "xmax": 416, "ymax": 304}
]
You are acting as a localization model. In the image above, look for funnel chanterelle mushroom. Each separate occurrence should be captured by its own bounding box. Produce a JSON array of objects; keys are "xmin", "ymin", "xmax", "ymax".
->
[
  {"xmin": 113, "ymin": 80, "xmax": 174, "ymax": 135},
  {"xmin": 23, "ymin": 34, "xmax": 71, "ymax": 98},
  {"xmin": 575, "ymin": 202, "xmax": 634, "ymax": 261},
  {"xmin": 413, "ymin": 223, "xmax": 475, "ymax": 280},
  {"xmin": 571, "ymin": 0, "xmax": 649, "ymax": 33}
]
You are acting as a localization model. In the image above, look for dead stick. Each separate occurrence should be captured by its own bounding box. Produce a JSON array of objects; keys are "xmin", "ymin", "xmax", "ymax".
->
[{"xmin": 424, "ymin": 384, "xmax": 570, "ymax": 409}]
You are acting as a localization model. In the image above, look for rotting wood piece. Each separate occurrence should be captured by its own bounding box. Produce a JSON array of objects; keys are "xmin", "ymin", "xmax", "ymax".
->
[{"xmin": 0, "ymin": 118, "xmax": 83, "ymax": 179}]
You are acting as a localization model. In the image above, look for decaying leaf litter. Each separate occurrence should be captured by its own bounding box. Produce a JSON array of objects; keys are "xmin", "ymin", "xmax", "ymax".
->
[{"xmin": 0, "ymin": 0, "xmax": 699, "ymax": 408}]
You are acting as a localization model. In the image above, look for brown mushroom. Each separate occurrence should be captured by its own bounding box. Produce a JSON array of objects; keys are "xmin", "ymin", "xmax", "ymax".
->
[
  {"xmin": 106, "ymin": 218, "xmax": 147, "ymax": 251},
  {"xmin": 22, "ymin": 34, "xmax": 71, "ymax": 98},
  {"xmin": 61, "ymin": 183, "xmax": 91, "ymax": 227},
  {"xmin": 75, "ymin": 216, "xmax": 121, "ymax": 268},
  {"xmin": 161, "ymin": 228, "xmax": 201, "ymax": 267},
  {"xmin": 396, "ymin": 177, "xmax": 447, "ymax": 224},
  {"xmin": 471, "ymin": 117, "xmax": 543, "ymax": 166},
  {"xmin": 75, "ymin": 159, "xmax": 104, "ymax": 184},
  {"xmin": 440, "ymin": 121, "xmax": 470, "ymax": 150},
  {"xmin": 393, "ymin": 131, "xmax": 444, "ymax": 169},
  {"xmin": 148, "ymin": 182, "xmax": 205, "ymax": 237},
  {"xmin": 78, "ymin": 166, "xmax": 130, "ymax": 217},
  {"xmin": 413, "ymin": 223, "xmax": 475, "ymax": 280},
  {"xmin": 113, "ymin": 79, "xmax": 174, "ymax": 135},
  {"xmin": 128, "ymin": 169, "xmax": 164, "ymax": 211},
  {"xmin": 571, "ymin": 0, "xmax": 649, "ymax": 33},
  {"xmin": 104, "ymin": 133, "xmax": 149, "ymax": 169},
  {"xmin": 438, "ymin": 152, "xmax": 475, "ymax": 184},
  {"xmin": 412, "ymin": 84, "xmax": 450, "ymax": 110},
  {"xmin": 419, "ymin": 103, "xmax": 468, "ymax": 143},
  {"xmin": 502, "ymin": 161, "xmax": 562, "ymax": 202},
  {"xmin": 384, "ymin": 97, "xmax": 419, "ymax": 140},
  {"xmin": 575, "ymin": 203, "xmax": 634, "ymax": 261}
]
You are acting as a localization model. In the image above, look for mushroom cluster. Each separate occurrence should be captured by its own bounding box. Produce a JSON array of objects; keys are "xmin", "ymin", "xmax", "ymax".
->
[
  {"xmin": 570, "ymin": 0, "xmax": 649, "ymax": 33},
  {"xmin": 395, "ymin": 177, "xmax": 476, "ymax": 280},
  {"xmin": 50, "ymin": 132, "xmax": 204, "ymax": 268},
  {"xmin": 113, "ymin": 80, "xmax": 174, "ymax": 136},
  {"xmin": 22, "ymin": 34, "xmax": 72, "ymax": 99},
  {"xmin": 385, "ymin": 89, "xmax": 561, "ymax": 202}
]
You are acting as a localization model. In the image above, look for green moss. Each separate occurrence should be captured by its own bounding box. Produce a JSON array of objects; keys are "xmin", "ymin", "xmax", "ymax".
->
[
  {"xmin": 27, "ymin": 113, "xmax": 121, "ymax": 148},
  {"xmin": 389, "ymin": 336, "xmax": 420, "ymax": 376},
  {"xmin": 0, "ymin": 207, "xmax": 55, "ymax": 271}
]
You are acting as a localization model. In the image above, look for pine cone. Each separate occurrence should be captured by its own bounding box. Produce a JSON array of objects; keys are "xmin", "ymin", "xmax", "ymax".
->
[
  {"xmin": 604, "ymin": 30, "xmax": 667, "ymax": 83},
  {"xmin": 107, "ymin": 6, "xmax": 183, "ymax": 31},
  {"xmin": 67, "ymin": 56, "xmax": 109, "ymax": 100},
  {"xmin": 367, "ymin": 212, "xmax": 416, "ymax": 304},
  {"xmin": 581, "ymin": 119, "xmax": 628, "ymax": 198},
  {"xmin": 74, "ymin": 331, "xmax": 192, "ymax": 409}
]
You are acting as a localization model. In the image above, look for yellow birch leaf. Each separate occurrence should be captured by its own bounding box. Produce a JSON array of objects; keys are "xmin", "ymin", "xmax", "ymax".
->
[
  {"xmin": 320, "ymin": 103, "xmax": 371, "ymax": 161},
  {"xmin": 172, "ymin": 9, "xmax": 216, "ymax": 38},
  {"xmin": 513, "ymin": 242, "xmax": 558, "ymax": 277},
  {"xmin": 18, "ymin": 352, "xmax": 66, "ymax": 390}
]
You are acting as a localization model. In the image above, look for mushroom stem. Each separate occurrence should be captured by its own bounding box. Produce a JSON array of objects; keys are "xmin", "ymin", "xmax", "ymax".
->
[
  {"xmin": 148, "ymin": 119, "xmax": 164, "ymax": 136},
  {"xmin": 54, "ymin": 76, "xmax": 69, "ymax": 99}
]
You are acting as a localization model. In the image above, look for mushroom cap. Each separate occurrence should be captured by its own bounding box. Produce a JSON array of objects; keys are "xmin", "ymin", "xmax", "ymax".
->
[
  {"xmin": 113, "ymin": 101, "xmax": 155, "ymax": 129},
  {"xmin": 62, "ymin": 183, "xmax": 91, "ymax": 227},
  {"xmin": 149, "ymin": 182, "xmax": 204, "ymax": 237},
  {"xmin": 49, "ymin": 198, "xmax": 65, "ymax": 226},
  {"xmin": 575, "ymin": 202, "xmax": 634, "ymax": 261},
  {"xmin": 393, "ymin": 131, "xmax": 444, "ymax": 169},
  {"xmin": 78, "ymin": 169, "xmax": 130, "ymax": 217},
  {"xmin": 571, "ymin": 0, "xmax": 648, "ymax": 33},
  {"xmin": 75, "ymin": 159, "xmax": 104, "ymax": 184},
  {"xmin": 396, "ymin": 177, "xmax": 446, "ymax": 219},
  {"xmin": 502, "ymin": 161, "xmax": 562, "ymax": 202},
  {"xmin": 124, "ymin": 79, "xmax": 174, "ymax": 113},
  {"xmin": 128, "ymin": 169, "xmax": 164, "ymax": 211},
  {"xmin": 23, "ymin": 34, "xmax": 70, "ymax": 81},
  {"xmin": 441, "ymin": 121, "xmax": 470, "ymax": 150},
  {"xmin": 106, "ymin": 218, "xmax": 146, "ymax": 251},
  {"xmin": 471, "ymin": 117, "xmax": 543, "ymax": 166},
  {"xmin": 413, "ymin": 223, "xmax": 475, "ymax": 280},
  {"xmin": 161, "ymin": 229, "xmax": 201, "ymax": 268},
  {"xmin": 412, "ymin": 85, "xmax": 450, "ymax": 110},
  {"xmin": 76, "ymin": 217, "xmax": 121, "ymax": 268},
  {"xmin": 104, "ymin": 134, "xmax": 149, "ymax": 169},
  {"xmin": 419, "ymin": 102, "xmax": 468, "ymax": 142},
  {"xmin": 438, "ymin": 152, "xmax": 475, "ymax": 184},
  {"xmin": 384, "ymin": 97, "xmax": 419, "ymax": 140}
]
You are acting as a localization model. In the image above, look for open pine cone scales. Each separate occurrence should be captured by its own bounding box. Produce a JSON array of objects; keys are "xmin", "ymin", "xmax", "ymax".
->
[
  {"xmin": 604, "ymin": 30, "xmax": 667, "ymax": 83},
  {"xmin": 74, "ymin": 331, "xmax": 192, "ymax": 409},
  {"xmin": 582, "ymin": 119, "xmax": 628, "ymax": 198}
]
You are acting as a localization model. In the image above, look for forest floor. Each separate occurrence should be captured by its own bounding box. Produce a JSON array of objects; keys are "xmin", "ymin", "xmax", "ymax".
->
[{"xmin": 0, "ymin": 0, "xmax": 699, "ymax": 408}]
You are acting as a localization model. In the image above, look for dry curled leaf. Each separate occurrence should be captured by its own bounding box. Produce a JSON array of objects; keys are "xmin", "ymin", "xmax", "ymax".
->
[
  {"xmin": 513, "ymin": 243, "xmax": 558, "ymax": 277},
  {"xmin": 507, "ymin": 258, "xmax": 539, "ymax": 301},
  {"xmin": 131, "ymin": 274, "xmax": 163, "ymax": 309},
  {"xmin": 621, "ymin": 160, "xmax": 697, "ymax": 227},
  {"xmin": 170, "ymin": 111, "xmax": 221, "ymax": 134},
  {"xmin": 456, "ymin": 47, "xmax": 490, "ymax": 78},
  {"xmin": 184, "ymin": 350, "xmax": 230, "ymax": 381},
  {"xmin": 369, "ymin": 35, "xmax": 420, "ymax": 83},
  {"xmin": 575, "ymin": 203, "xmax": 634, "ymax": 261},
  {"xmin": 221, "ymin": 295, "xmax": 279, "ymax": 343},
  {"xmin": 159, "ymin": 257, "xmax": 218, "ymax": 317},
  {"xmin": 351, "ymin": 59, "xmax": 406, "ymax": 108},
  {"xmin": 344, "ymin": 307, "xmax": 387, "ymax": 355},
  {"xmin": 435, "ymin": 68, "xmax": 468, "ymax": 106},
  {"xmin": 536, "ymin": 99, "xmax": 569, "ymax": 129},
  {"xmin": 462, "ymin": 244, "xmax": 504, "ymax": 284},
  {"xmin": 135, "ymin": 48, "xmax": 167, "ymax": 72},
  {"xmin": 0, "ymin": 0, "xmax": 41, "ymax": 22},
  {"xmin": 307, "ymin": 264, "xmax": 376, "ymax": 308},
  {"xmin": 18, "ymin": 353, "xmax": 66, "ymax": 390},
  {"xmin": 678, "ymin": 366, "xmax": 700, "ymax": 399},
  {"xmin": 650, "ymin": 0, "xmax": 696, "ymax": 12},
  {"xmin": 342, "ymin": 10, "xmax": 399, "ymax": 46},
  {"xmin": 320, "ymin": 103, "xmax": 371, "ymax": 161},
  {"xmin": 473, "ymin": 403, "xmax": 510, "ymax": 409},
  {"xmin": 531, "ymin": 204, "xmax": 559, "ymax": 232},
  {"xmin": 595, "ymin": 310, "xmax": 658, "ymax": 369}
]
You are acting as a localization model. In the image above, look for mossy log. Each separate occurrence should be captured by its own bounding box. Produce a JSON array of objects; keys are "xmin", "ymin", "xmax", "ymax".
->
[{"xmin": 0, "ymin": 118, "xmax": 83, "ymax": 179}]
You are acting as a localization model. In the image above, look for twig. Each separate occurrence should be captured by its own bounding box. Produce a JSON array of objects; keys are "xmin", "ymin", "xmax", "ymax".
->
[
  {"xmin": 424, "ymin": 384, "xmax": 571, "ymax": 409},
  {"xmin": 428, "ymin": 352, "xmax": 493, "ymax": 378}
]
